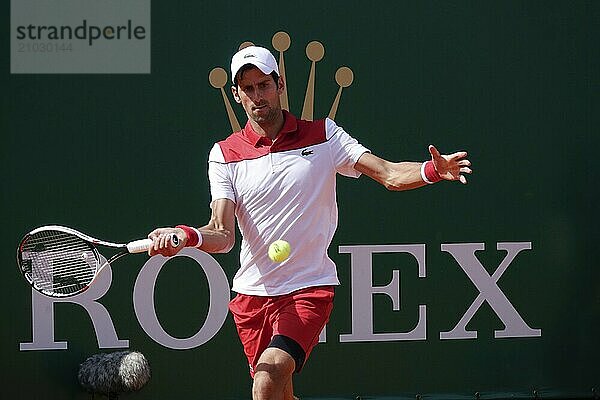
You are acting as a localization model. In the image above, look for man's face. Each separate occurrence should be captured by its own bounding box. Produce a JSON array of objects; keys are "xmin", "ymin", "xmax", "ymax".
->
[{"xmin": 232, "ymin": 67, "xmax": 284, "ymax": 124}]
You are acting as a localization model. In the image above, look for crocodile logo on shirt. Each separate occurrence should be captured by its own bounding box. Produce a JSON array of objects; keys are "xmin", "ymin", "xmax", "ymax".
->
[{"xmin": 301, "ymin": 149, "xmax": 313, "ymax": 156}]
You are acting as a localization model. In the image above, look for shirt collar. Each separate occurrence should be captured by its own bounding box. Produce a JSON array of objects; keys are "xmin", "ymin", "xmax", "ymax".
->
[{"xmin": 242, "ymin": 110, "xmax": 298, "ymax": 147}]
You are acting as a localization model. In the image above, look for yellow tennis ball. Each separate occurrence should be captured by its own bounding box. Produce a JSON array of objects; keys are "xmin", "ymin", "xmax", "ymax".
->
[{"xmin": 268, "ymin": 240, "xmax": 291, "ymax": 263}]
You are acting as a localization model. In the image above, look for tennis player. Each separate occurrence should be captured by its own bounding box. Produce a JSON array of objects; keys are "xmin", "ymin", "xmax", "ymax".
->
[{"xmin": 148, "ymin": 45, "xmax": 472, "ymax": 400}]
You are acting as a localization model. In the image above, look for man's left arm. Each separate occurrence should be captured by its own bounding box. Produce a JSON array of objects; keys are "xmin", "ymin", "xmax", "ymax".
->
[{"xmin": 354, "ymin": 145, "xmax": 472, "ymax": 191}]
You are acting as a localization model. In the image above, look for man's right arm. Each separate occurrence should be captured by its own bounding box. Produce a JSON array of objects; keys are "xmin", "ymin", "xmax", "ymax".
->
[
  {"xmin": 148, "ymin": 198, "xmax": 236, "ymax": 256},
  {"xmin": 197, "ymin": 198, "xmax": 236, "ymax": 253}
]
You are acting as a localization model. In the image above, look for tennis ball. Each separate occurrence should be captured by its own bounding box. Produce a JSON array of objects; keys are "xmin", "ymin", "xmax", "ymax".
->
[{"xmin": 268, "ymin": 240, "xmax": 291, "ymax": 263}]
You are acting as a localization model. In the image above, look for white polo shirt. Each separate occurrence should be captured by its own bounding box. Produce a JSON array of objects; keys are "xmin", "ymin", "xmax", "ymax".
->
[{"xmin": 208, "ymin": 111, "xmax": 369, "ymax": 296}]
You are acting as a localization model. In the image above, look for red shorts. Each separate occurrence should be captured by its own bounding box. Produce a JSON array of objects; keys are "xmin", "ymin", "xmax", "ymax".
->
[{"xmin": 228, "ymin": 286, "xmax": 334, "ymax": 377}]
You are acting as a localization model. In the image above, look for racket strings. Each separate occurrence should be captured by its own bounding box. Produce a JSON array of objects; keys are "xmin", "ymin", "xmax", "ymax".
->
[{"xmin": 20, "ymin": 231, "xmax": 99, "ymax": 296}]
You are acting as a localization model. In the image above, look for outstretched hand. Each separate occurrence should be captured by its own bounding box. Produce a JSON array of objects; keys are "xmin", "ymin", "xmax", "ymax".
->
[{"xmin": 429, "ymin": 145, "xmax": 472, "ymax": 184}]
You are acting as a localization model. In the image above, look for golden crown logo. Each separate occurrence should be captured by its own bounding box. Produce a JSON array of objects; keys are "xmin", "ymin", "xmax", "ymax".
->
[{"xmin": 208, "ymin": 31, "xmax": 354, "ymax": 132}]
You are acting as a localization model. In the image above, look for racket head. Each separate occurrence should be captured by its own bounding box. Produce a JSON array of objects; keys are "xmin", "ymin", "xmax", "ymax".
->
[{"xmin": 17, "ymin": 227, "xmax": 102, "ymax": 298}]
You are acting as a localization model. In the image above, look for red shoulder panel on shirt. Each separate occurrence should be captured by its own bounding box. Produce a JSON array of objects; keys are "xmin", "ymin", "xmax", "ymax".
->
[
  {"xmin": 272, "ymin": 118, "xmax": 326, "ymax": 153},
  {"xmin": 217, "ymin": 131, "xmax": 269, "ymax": 163}
]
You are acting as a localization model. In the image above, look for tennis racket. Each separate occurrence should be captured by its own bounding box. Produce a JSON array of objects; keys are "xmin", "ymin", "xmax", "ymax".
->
[{"xmin": 16, "ymin": 225, "xmax": 179, "ymax": 298}]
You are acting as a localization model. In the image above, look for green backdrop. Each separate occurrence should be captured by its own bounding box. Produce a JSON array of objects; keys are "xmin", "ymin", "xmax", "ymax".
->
[{"xmin": 2, "ymin": 1, "xmax": 598, "ymax": 399}]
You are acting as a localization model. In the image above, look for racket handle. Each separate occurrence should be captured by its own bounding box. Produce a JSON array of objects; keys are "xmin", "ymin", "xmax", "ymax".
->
[
  {"xmin": 127, "ymin": 235, "xmax": 180, "ymax": 254},
  {"xmin": 127, "ymin": 239, "xmax": 153, "ymax": 253}
]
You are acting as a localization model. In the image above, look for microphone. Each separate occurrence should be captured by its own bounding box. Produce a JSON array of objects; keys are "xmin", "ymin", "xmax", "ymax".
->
[{"xmin": 78, "ymin": 351, "xmax": 151, "ymax": 397}]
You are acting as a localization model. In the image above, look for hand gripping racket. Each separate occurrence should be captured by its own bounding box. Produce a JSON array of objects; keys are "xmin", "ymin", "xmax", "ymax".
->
[{"xmin": 16, "ymin": 225, "xmax": 178, "ymax": 298}]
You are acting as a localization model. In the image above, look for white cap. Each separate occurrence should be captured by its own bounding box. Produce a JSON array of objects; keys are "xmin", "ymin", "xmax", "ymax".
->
[{"xmin": 230, "ymin": 45, "xmax": 279, "ymax": 84}]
